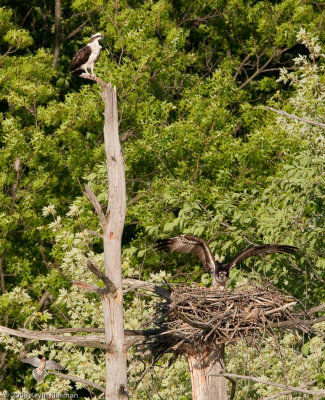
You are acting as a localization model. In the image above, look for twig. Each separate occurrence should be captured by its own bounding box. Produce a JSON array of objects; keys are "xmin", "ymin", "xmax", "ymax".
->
[
  {"xmin": 269, "ymin": 315, "xmax": 325, "ymax": 329},
  {"xmin": 260, "ymin": 390, "xmax": 294, "ymax": 400},
  {"xmin": 264, "ymin": 302, "xmax": 296, "ymax": 316},
  {"xmin": 225, "ymin": 375, "xmax": 237, "ymax": 400},
  {"xmin": 83, "ymin": 184, "xmax": 106, "ymax": 228},
  {"xmin": 122, "ymin": 278, "xmax": 171, "ymax": 302},
  {"xmin": 66, "ymin": 17, "xmax": 91, "ymax": 39},
  {"xmin": 72, "ymin": 280, "xmax": 111, "ymax": 295},
  {"xmin": 238, "ymin": 55, "xmax": 275, "ymax": 90},
  {"xmin": 234, "ymin": 53, "xmax": 251, "ymax": 80},
  {"xmin": 86, "ymin": 229, "xmax": 104, "ymax": 238},
  {"xmin": 307, "ymin": 303, "xmax": 325, "ymax": 314},
  {"xmin": 238, "ymin": 48, "xmax": 290, "ymax": 90},
  {"xmin": 211, "ymin": 373, "xmax": 325, "ymax": 395},
  {"xmin": 178, "ymin": 10, "xmax": 221, "ymax": 26},
  {"xmin": 260, "ymin": 380, "xmax": 316, "ymax": 400},
  {"xmin": 49, "ymin": 371, "xmax": 105, "ymax": 393},
  {"xmin": 86, "ymin": 260, "xmax": 117, "ymax": 295},
  {"xmin": 265, "ymin": 106, "xmax": 325, "ymax": 129}
]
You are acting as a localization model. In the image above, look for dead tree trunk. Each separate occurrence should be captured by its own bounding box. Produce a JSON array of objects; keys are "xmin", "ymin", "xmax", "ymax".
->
[
  {"xmin": 188, "ymin": 345, "xmax": 228, "ymax": 400},
  {"xmin": 100, "ymin": 82, "xmax": 128, "ymax": 399}
]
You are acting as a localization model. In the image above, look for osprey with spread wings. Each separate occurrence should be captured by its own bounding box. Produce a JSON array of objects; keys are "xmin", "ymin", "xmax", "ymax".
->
[
  {"xmin": 22, "ymin": 356, "xmax": 64, "ymax": 381},
  {"xmin": 155, "ymin": 235, "xmax": 297, "ymax": 290}
]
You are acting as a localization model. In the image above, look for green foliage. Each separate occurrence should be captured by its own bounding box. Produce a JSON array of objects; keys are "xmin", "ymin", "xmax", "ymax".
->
[
  {"xmin": 227, "ymin": 327, "xmax": 325, "ymax": 398},
  {"xmin": 3, "ymin": 29, "xmax": 34, "ymax": 49},
  {"xmin": 0, "ymin": 8, "xmax": 31, "ymax": 48}
]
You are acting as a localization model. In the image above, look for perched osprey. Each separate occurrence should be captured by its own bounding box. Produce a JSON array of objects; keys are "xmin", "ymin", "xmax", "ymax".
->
[
  {"xmin": 155, "ymin": 235, "xmax": 297, "ymax": 290},
  {"xmin": 22, "ymin": 356, "xmax": 64, "ymax": 381},
  {"xmin": 71, "ymin": 33, "xmax": 103, "ymax": 76}
]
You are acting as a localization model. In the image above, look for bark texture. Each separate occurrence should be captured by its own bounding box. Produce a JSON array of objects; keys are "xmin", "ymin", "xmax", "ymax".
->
[
  {"xmin": 188, "ymin": 345, "xmax": 228, "ymax": 400},
  {"xmin": 101, "ymin": 83, "xmax": 128, "ymax": 399},
  {"xmin": 52, "ymin": 0, "xmax": 61, "ymax": 67}
]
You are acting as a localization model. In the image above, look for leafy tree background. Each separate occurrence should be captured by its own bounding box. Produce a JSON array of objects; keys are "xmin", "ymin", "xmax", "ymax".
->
[{"xmin": 0, "ymin": 0, "xmax": 325, "ymax": 398}]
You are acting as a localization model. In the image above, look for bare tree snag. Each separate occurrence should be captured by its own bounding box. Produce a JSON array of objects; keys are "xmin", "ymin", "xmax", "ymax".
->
[
  {"xmin": 100, "ymin": 81, "xmax": 128, "ymax": 399},
  {"xmin": 78, "ymin": 73, "xmax": 128, "ymax": 398},
  {"xmin": 188, "ymin": 345, "xmax": 228, "ymax": 400}
]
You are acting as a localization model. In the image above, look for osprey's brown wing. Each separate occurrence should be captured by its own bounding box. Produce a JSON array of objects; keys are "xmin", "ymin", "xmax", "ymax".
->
[
  {"xmin": 71, "ymin": 45, "xmax": 91, "ymax": 71},
  {"xmin": 22, "ymin": 357, "xmax": 40, "ymax": 368},
  {"xmin": 155, "ymin": 235, "xmax": 217, "ymax": 273},
  {"xmin": 227, "ymin": 244, "xmax": 297, "ymax": 270},
  {"xmin": 45, "ymin": 360, "xmax": 64, "ymax": 370}
]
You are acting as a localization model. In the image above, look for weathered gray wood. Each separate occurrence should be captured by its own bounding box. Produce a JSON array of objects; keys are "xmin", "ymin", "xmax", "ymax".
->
[
  {"xmin": 100, "ymin": 83, "xmax": 128, "ymax": 399},
  {"xmin": 188, "ymin": 345, "xmax": 228, "ymax": 400},
  {"xmin": 0, "ymin": 325, "xmax": 109, "ymax": 349}
]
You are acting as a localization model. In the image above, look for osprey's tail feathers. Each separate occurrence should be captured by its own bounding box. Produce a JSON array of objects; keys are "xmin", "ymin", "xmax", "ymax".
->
[{"xmin": 32, "ymin": 368, "xmax": 47, "ymax": 381}]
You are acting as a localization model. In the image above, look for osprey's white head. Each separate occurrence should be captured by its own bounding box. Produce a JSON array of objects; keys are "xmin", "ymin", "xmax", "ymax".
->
[{"xmin": 89, "ymin": 33, "xmax": 103, "ymax": 43}]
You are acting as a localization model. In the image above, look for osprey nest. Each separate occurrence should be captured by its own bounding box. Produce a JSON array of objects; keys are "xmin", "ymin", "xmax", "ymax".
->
[{"xmin": 147, "ymin": 283, "xmax": 311, "ymax": 356}]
